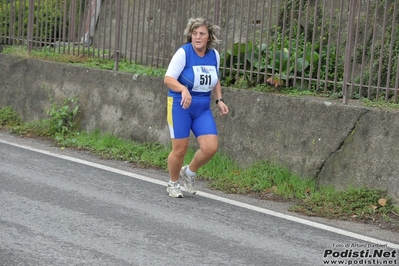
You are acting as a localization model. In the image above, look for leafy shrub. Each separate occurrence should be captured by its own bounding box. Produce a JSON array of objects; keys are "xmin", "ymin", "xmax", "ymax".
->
[
  {"xmin": 220, "ymin": 0, "xmax": 345, "ymax": 93},
  {"xmin": 0, "ymin": 106, "xmax": 22, "ymax": 126},
  {"xmin": 46, "ymin": 96, "xmax": 80, "ymax": 139},
  {"xmin": 0, "ymin": 0, "xmax": 83, "ymax": 44},
  {"xmin": 220, "ymin": 28, "xmax": 344, "ymax": 93},
  {"xmin": 353, "ymin": 1, "xmax": 399, "ymax": 100}
]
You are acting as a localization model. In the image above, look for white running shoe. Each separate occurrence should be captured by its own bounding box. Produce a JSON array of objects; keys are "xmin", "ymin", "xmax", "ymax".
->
[
  {"xmin": 180, "ymin": 165, "xmax": 197, "ymax": 194},
  {"xmin": 167, "ymin": 181, "xmax": 183, "ymax": 198}
]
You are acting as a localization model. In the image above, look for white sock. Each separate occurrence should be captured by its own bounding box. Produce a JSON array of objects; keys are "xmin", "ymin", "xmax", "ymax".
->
[{"xmin": 186, "ymin": 166, "xmax": 196, "ymax": 177}]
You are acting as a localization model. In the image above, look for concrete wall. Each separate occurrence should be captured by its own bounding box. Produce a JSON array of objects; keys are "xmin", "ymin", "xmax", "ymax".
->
[{"xmin": 1, "ymin": 53, "xmax": 398, "ymax": 202}]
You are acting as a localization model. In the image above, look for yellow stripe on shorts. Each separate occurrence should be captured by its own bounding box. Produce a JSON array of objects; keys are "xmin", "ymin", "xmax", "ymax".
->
[{"xmin": 167, "ymin": 96, "xmax": 174, "ymax": 138}]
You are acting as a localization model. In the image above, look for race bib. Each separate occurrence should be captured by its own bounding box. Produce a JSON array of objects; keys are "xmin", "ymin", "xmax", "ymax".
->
[{"xmin": 192, "ymin": 66, "xmax": 218, "ymax": 92}]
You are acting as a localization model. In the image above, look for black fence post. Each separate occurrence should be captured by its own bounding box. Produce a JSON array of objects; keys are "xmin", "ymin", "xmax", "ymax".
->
[
  {"xmin": 27, "ymin": 0, "xmax": 34, "ymax": 53},
  {"xmin": 114, "ymin": 0, "xmax": 122, "ymax": 71},
  {"xmin": 343, "ymin": 0, "xmax": 356, "ymax": 104}
]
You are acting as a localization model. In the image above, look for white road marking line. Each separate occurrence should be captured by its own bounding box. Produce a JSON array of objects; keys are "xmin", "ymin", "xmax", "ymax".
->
[{"xmin": 1, "ymin": 139, "xmax": 398, "ymax": 249}]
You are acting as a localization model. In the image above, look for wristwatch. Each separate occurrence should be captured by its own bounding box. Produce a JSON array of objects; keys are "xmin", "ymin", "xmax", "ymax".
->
[{"xmin": 215, "ymin": 98, "xmax": 224, "ymax": 104}]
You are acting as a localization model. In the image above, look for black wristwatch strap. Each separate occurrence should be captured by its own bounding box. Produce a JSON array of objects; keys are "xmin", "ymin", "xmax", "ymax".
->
[{"xmin": 215, "ymin": 98, "xmax": 224, "ymax": 104}]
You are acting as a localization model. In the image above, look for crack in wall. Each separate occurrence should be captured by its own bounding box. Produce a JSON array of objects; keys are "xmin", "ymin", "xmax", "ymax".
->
[{"xmin": 314, "ymin": 109, "xmax": 369, "ymax": 179}]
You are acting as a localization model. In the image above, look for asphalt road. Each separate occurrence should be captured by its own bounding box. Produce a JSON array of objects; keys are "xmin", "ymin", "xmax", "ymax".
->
[{"xmin": 0, "ymin": 133, "xmax": 398, "ymax": 266}]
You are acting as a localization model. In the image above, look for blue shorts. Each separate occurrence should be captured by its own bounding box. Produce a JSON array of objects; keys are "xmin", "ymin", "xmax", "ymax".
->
[{"xmin": 167, "ymin": 96, "xmax": 218, "ymax": 139}]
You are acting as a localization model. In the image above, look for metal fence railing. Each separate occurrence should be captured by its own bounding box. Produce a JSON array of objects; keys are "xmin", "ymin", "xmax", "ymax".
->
[{"xmin": 1, "ymin": 0, "xmax": 399, "ymax": 104}]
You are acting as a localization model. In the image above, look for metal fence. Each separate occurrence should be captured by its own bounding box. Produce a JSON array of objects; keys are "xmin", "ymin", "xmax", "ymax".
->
[{"xmin": 1, "ymin": 0, "xmax": 399, "ymax": 104}]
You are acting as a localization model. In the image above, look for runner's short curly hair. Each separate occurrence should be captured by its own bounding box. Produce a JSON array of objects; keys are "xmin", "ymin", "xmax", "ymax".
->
[{"xmin": 184, "ymin": 17, "xmax": 221, "ymax": 51}]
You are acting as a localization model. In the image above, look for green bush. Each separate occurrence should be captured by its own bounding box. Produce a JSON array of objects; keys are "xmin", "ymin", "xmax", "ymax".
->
[
  {"xmin": 0, "ymin": 0, "xmax": 83, "ymax": 44},
  {"xmin": 220, "ymin": 0, "xmax": 345, "ymax": 94},
  {"xmin": 220, "ymin": 28, "xmax": 344, "ymax": 93},
  {"xmin": 354, "ymin": 1, "xmax": 399, "ymax": 100},
  {"xmin": 46, "ymin": 96, "xmax": 80, "ymax": 139},
  {"xmin": 0, "ymin": 105, "xmax": 22, "ymax": 126}
]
